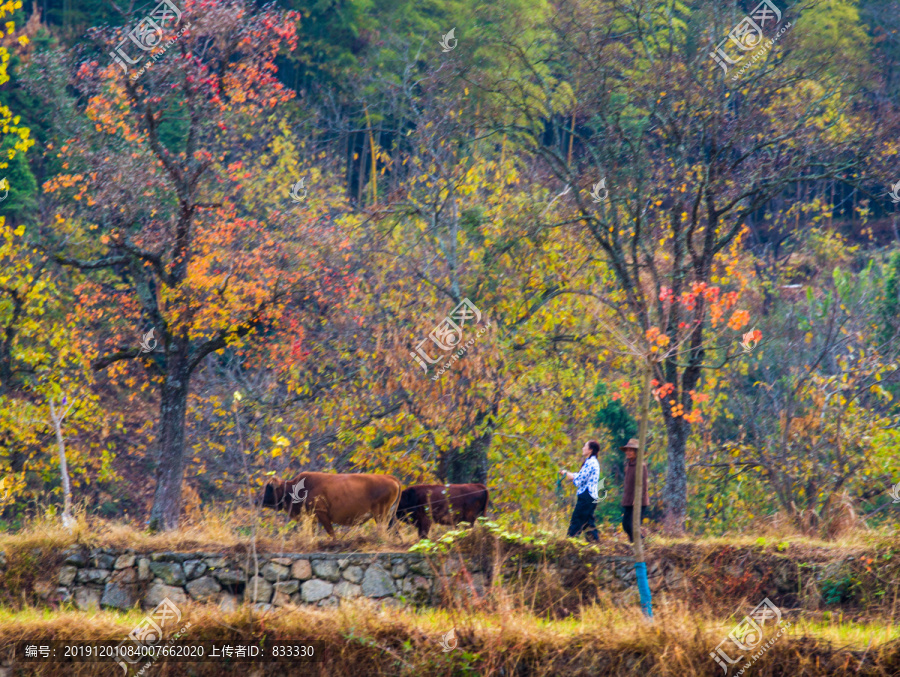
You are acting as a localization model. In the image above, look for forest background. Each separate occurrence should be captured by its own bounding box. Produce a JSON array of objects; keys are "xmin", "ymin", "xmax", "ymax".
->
[{"xmin": 0, "ymin": 0, "xmax": 898, "ymax": 538}]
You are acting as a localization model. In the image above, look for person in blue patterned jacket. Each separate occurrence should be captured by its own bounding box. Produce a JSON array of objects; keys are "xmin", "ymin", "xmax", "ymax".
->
[{"xmin": 559, "ymin": 439, "xmax": 601, "ymax": 542}]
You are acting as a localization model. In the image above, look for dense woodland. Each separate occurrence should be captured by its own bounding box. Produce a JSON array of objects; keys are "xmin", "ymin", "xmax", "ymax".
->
[{"xmin": 0, "ymin": 0, "xmax": 898, "ymax": 537}]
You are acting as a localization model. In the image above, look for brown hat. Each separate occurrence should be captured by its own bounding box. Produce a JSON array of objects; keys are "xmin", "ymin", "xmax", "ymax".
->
[{"xmin": 620, "ymin": 438, "xmax": 639, "ymax": 451}]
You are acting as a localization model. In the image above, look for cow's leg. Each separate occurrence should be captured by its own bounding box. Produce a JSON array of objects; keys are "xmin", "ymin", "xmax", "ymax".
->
[
  {"xmin": 315, "ymin": 511, "xmax": 337, "ymax": 538},
  {"xmin": 417, "ymin": 509, "xmax": 432, "ymax": 539},
  {"xmin": 370, "ymin": 510, "xmax": 388, "ymax": 539}
]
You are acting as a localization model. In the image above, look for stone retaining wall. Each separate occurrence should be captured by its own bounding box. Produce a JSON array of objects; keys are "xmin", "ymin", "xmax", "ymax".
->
[
  {"xmin": 43, "ymin": 546, "xmax": 695, "ymax": 613},
  {"xmin": 53, "ymin": 547, "xmax": 450, "ymax": 612},
  {"xmin": 2, "ymin": 543, "xmax": 883, "ymax": 616}
]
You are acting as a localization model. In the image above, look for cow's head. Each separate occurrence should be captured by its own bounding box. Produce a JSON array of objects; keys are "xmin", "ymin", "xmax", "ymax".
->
[{"xmin": 259, "ymin": 478, "xmax": 287, "ymax": 510}]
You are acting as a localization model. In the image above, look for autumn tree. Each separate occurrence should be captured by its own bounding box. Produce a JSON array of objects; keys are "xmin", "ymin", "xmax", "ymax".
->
[
  {"xmin": 473, "ymin": 0, "xmax": 892, "ymax": 533},
  {"xmin": 34, "ymin": 0, "xmax": 310, "ymax": 529},
  {"xmin": 710, "ymin": 251, "xmax": 900, "ymax": 532}
]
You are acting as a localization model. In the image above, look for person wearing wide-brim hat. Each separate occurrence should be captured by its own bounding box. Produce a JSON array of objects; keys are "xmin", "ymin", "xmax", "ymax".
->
[
  {"xmin": 558, "ymin": 439, "xmax": 601, "ymax": 542},
  {"xmin": 620, "ymin": 438, "xmax": 649, "ymax": 543}
]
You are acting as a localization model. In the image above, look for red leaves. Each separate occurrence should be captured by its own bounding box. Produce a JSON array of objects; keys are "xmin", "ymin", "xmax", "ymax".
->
[{"xmin": 652, "ymin": 381, "xmax": 675, "ymax": 400}]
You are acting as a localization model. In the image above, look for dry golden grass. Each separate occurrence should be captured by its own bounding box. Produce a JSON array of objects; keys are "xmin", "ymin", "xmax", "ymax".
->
[
  {"xmin": 0, "ymin": 506, "xmax": 428, "ymax": 557},
  {"xmin": 1, "ymin": 507, "xmax": 898, "ymax": 675},
  {"xmin": 0, "ymin": 599, "xmax": 897, "ymax": 676},
  {"xmin": 2, "ymin": 500, "xmax": 895, "ymax": 561}
]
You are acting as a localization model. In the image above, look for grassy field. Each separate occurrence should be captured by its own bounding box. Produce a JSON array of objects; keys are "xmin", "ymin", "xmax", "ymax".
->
[
  {"xmin": 0, "ymin": 601, "xmax": 897, "ymax": 676},
  {"xmin": 1, "ymin": 512, "xmax": 899, "ymax": 675},
  {"xmin": 1, "ymin": 506, "xmax": 894, "ymax": 559}
]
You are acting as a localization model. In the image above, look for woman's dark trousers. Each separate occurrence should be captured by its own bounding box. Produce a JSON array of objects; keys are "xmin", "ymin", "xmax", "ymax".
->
[{"xmin": 567, "ymin": 491, "xmax": 599, "ymax": 542}]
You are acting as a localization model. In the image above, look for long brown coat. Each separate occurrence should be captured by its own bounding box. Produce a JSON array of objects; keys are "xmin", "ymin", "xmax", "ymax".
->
[
  {"xmin": 622, "ymin": 460, "xmax": 650, "ymax": 507},
  {"xmin": 260, "ymin": 472, "xmax": 402, "ymax": 538}
]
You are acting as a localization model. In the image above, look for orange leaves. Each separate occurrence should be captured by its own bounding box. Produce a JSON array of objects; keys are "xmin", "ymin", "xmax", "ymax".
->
[
  {"xmin": 728, "ymin": 309, "xmax": 751, "ymax": 331},
  {"xmin": 682, "ymin": 390, "xmax": 708, "ymax": 422},
  {"xmin": 648, "ymin": 383, "xmax": 710, "ymax": 421},
  {"xmin": 708, "ymin": 289, "xmax": 740, "ymax": 328},
  {"xmin": 689, "ymin": 390, "xmax": 709, "ymax": 404},
  {"xmin": 659, "ymin": 255, "xmax": 750, "ymax": 339},
  {"xmin": 651, "ymin": 381, "xmax": 687, "ymax": 417},
  {"xmin": 683, "ymin": 409, "xmax": 703, "ymax": 424},
  {"xmin": 681, "ymin": 290, "xmax": 699, "ymax": 311},
  {"xmin": 645, "ymin": 326, "xmax": 670, "ymax": 353},
  {"xmin": 44, "ymin": 173, "xmax": 94, "ymax": 203},
  {"xmin": 660, "ymin": 280, "xmax": 747, "ymax": 329},
  {"xmin": 43, "ymin": 173, "xmax": 84, "ymax": 192},
  {"xmin": 651, "ymin": 380, "xmax": 675, "ymax": 400}
]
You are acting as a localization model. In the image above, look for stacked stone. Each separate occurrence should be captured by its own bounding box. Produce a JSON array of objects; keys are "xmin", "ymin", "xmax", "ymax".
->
[
  {"xmin": 55, "ymin": 548, "xmax": 436, "ymax": 611},
  {"xmin": 44, "ymin": 546, "xmax": 702, "ymax": 614}
]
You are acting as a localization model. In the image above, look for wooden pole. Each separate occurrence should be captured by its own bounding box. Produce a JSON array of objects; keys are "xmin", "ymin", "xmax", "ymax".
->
[
  {"xmin": 364, "ymin": 104, "xmax": 377, "ymax": 205},
  {"xmin": 632, "ymin": 357, "xmax": 653, "ymax": 617},
  {"xmin": 633, "ymin": 358, "xmax": 651, "ymax": 561}
]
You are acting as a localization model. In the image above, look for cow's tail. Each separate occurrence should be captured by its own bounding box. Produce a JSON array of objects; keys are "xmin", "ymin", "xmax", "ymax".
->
[{"xmin": 387, "ymin": 478, "xmax": 402, "ymax": 526}]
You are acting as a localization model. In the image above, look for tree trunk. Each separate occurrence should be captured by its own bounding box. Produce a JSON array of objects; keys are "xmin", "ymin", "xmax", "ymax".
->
[
  {"xmin": 662, "ymin": 414, "xmax": 689, "ymax": 535},
  {"xmin": 660, "ymin": 313, "xmax": 704, "ymax": 535},
  {"xmin": 443, "ymin": 422, "xmax": 491, "ymax": 484},
  {"xmin": 49, "ymin": 399, "xmax": 74, "ymax": 529},
  {"xmin": 148, "ymin": 350, "xmax": 191, "ymax": 531}
]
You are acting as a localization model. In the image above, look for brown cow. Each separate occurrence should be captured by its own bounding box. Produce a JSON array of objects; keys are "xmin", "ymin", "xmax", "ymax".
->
[
  {"xmin": 259, "ymin": 472, "xmax": 401, "ymax": 538},
  {"xmin": 393, "ymin": 483, "xmax": 489, "ymax": 538}
]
